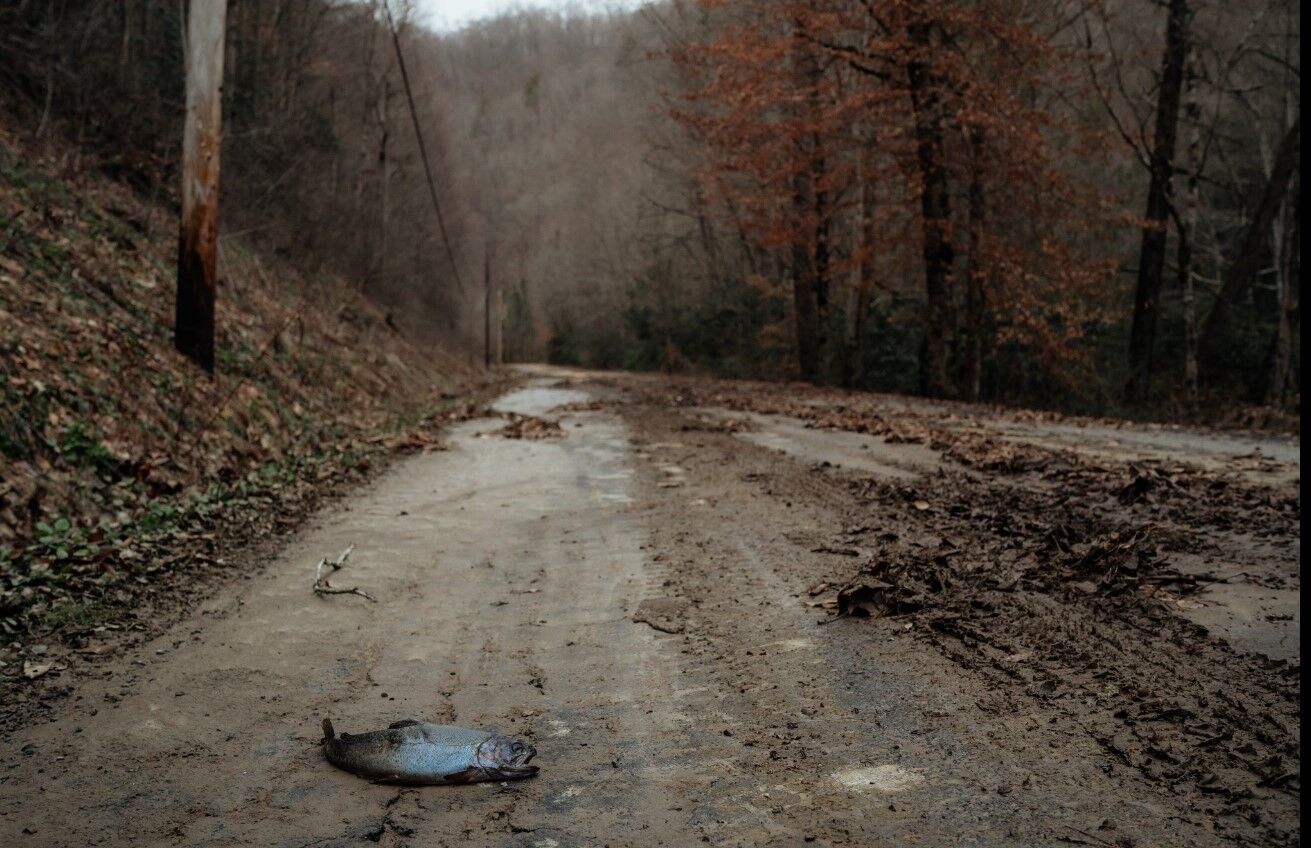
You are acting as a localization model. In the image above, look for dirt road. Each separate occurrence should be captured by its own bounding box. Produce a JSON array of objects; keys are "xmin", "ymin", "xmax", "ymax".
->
[{"xmin": 0, "ymin": 369, "xmax": 1299, "ymax": 846}]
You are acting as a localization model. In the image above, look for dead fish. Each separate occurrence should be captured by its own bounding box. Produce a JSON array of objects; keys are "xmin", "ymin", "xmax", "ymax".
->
[{"xmin": 321, "ymin": 717, "xmax": 538, "ymax": 785}]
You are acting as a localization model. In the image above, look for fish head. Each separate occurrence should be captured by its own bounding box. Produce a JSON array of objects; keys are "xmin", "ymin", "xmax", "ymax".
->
[{"xmin": 474, "ymin": 734, "xmax": 539, "ymax": 780}]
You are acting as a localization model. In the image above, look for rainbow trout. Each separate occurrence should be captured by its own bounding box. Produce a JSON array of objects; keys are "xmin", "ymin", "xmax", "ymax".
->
[{"xmin": 321, "ymin": 718, "xmax": 538, "ymax": 785}]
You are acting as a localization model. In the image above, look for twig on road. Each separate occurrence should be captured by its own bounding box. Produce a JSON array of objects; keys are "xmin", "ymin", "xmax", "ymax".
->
[{"xmin": 312, "ymin": 545, "xmax": 376, "ymax": 602}]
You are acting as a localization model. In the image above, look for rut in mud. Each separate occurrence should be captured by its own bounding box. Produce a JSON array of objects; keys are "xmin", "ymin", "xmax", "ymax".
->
[{"xmin": 0, "ymin": 368, "xmax": 1299, "ymax": 847}]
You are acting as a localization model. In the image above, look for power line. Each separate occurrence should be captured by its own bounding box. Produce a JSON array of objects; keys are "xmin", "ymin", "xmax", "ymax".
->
[{"xmin": 381, "ymin": 0, "xmax": 465, "ymax": 295}]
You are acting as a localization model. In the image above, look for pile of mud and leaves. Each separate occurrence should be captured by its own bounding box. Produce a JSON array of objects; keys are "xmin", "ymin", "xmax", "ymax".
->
[
  {"xmin": 604, "ymin": 373, "xmax": 1299, "ymax": 449},
  {"xmin": 819, "ymin": 453, "xmax": 1299, "ymax": 844},
  {"xmin": 489, "ymin": 412, "xmax": 566, "ymax": 440},
  {"xmin": 0, "ymin": 130, "xmax": 490, "ymax": 719},
  {"xmin": 612, "ymin": 373, "xmax": 1300, "ymax": 845}
]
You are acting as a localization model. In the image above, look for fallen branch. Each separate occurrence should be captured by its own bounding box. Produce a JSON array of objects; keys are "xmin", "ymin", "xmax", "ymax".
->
[{"xmin": 312, "ymin": 544, "xmax": 376, "ymax": 602}]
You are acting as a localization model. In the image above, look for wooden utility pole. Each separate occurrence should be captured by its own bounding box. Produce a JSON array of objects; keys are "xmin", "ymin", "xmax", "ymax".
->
[
  {"xmin": 483, "ymin": 243, "xmax": 492, "ymax": 369},
  {"xmin": 495, "ymin": 288, "xmax": 505, "ymax": 366},
  {"xmin": 175, "ymin": 0, "xmax": 227, "ymax": 374}
]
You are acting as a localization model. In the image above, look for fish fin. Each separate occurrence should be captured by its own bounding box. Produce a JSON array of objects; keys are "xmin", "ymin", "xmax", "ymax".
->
[
  {"xmin": 370, "ymin": 775, "xmax": 408, "ymax": 785},
  {"xmin": 388, "ymin": 719, "xmax": 423, "ymax": 729},
  {"xmin": 321, "ymin": 717, "xmax": 335, "ymax": 743},
  {"xmin": 442, "ymin": 767, "xmax": 491, "ymax": 784},
  {"xmin": 371, "ymin": 768, "xmax": 485, "ymax": 786}
]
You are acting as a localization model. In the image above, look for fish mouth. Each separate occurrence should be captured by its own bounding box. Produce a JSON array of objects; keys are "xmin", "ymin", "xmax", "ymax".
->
[
  {"xmin": 496, "ymin": 764, "xmax": 539, "ymax": 779},
  {"xmin": 498, "ymin": 747, "xmax": 538, "ymax": 779}
]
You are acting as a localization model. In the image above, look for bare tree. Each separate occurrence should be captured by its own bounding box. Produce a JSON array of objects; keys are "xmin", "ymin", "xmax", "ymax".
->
[
  {"xmin": 1125, "ymin": 0, "xmax": 1191, "ymax": 403},
  {"xmin": 1198, "ymin": 114, "xmax": 1300, "ymax": 375}
]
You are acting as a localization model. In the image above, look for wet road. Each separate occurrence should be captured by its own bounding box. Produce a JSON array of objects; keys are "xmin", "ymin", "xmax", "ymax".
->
[
  {"xmin": 0, "ymin": 371, "xmax": 1295, "ymax": 846},
  {"xmin": 0, "ymin": 380, "xmax": 726, "ymax": 845}
]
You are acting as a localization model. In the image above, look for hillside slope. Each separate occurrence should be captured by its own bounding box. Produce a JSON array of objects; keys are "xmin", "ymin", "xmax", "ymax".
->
[{"xmin": 0, "ymin": 128, "xmax": 480, "ymax": 669}]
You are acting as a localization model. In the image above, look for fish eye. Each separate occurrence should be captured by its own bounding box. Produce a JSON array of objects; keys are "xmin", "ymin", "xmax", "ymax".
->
[{"xmin": 511, "ymin": 742, "xmax": 524, "ymax": 754}]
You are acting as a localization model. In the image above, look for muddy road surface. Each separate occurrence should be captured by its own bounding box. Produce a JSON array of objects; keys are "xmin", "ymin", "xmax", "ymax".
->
[{"xmin": 0, "ymin": 368, "xmax": 1299, "ymax": 846}]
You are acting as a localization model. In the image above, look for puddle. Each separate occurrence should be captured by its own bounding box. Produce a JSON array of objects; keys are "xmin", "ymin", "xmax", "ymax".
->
[
  {"xmin": 831, "ymin": 764, "xmax": 925, "ymax": 793},
  {"xmin": 1168, "ymin": 556, "xmax": 1300, "ymax": 660},
  {"xmin": 970, "ymin": 420, "xmax": 1301, "ymax": 486},
  {"xmin": 491, "ymin": 382, "xmax": 592, "ymax": 417}
]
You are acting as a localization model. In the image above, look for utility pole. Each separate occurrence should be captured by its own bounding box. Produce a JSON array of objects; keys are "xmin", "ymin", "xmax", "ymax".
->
[
  {"xmin": 495, "ymin": 287, "xmax": 505, "ymax": 366},
  {"xmin": 174, "ymin": 0, "xmax": 227, "ymax": 374},
  {"xmin": 483, "ymin": 241, "xmax": 492, "ymax": 369}
]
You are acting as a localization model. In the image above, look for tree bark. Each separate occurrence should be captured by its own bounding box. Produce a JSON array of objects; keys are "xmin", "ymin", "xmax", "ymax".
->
[
  {"xmin": 1178, "ymin": 53, "xmax": 1201, "ymax": 411},
  {"xmin": 792, "ymin": 162, "xmax": 821, "ymax": 382},
  {"xmin": 907, "ymin": 21, "xmax": 956, "ymax": 399},
  {"xmin": 842, "ymin": 146, "xmax": 877, "ymax": 389},
  {"xmin": 960, "ymin": 128, "xmax": 987, "ymax": 402},
  {"xmin": 1125, "ymin": 0, "xmax": 1190, "ymax": 403},
  {"xmin": 175, "ymin": 0, "xmax": 227, "ymax": 374},
  {"xmin": 376, "ymin": 77, "xmax": 391, "ymax": 291},
  {"xmin": 790, "ymin": 27, "xmax": 823, "ymax": 383},
  {"xmin": 813, "ymin": 148, "xmax": 831, "ymax": 384},
  {"xmin": 1198, "ymin": 115, "xmax": 1300, "ymax": 373},
  {"xmin": 1263, "ymin": 178, "xmax": 1299, "ymax": 405}
]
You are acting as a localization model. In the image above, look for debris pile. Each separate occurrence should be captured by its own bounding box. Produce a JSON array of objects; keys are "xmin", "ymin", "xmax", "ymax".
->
[{"xmin": 492, "ymin": 414, "xmax": 566, "ymax": 440}]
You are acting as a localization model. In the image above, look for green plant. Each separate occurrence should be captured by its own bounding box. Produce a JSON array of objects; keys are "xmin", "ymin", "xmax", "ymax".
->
[
  {"xmin": 32, "ymin": 517, "xmax": 100, "ymax": 563},
  {"xmin": 53, "ymin": 420, "xmax": 121, "ymax": 479}
]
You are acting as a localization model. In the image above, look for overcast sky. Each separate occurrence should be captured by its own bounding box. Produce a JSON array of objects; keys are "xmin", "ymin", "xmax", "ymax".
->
[{"xmin": 414, "ymin": 0, "xmax": 647, "ymax": 32}]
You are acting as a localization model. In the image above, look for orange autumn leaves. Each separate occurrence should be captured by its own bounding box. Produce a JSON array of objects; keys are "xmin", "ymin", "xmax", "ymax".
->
[{"xmin": 669, "ymin": 0, "xmax": 1123, "ymax": 395}]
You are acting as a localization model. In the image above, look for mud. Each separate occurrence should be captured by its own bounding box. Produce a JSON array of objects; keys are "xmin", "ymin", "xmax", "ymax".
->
[
  {"xmin": 608, "ymin": 371, "xmax": 1300, "ymax": 846},
  {"xmin": 0, "ymin": 368, "xmax": 1299, "ymax": 846}
]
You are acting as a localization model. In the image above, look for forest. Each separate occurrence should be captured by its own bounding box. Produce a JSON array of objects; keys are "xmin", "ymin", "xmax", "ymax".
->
[{"xmin": 0, "ymin": 0, "xmax": 1299, "ymax": 419}]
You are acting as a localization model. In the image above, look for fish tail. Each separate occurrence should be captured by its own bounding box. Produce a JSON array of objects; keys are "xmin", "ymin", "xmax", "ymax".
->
[{"xmin": 321, "ymin": 717, "xmax": 335, "ymax": 743}]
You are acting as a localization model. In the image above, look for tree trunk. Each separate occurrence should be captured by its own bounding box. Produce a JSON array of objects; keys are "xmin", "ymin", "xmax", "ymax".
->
[
  {"xmin": 790, "ymin": 27, "xmax": 823, "ymax": 383},
  {"xmin": 813, "ymin": 148, "xmax": 831, "ymax": 384},
  {"xmin": 1198, "ymin": 115, "xmax": 1300, "ymax": 373},
  {"xmin": 792, "ymin": 162, "xmax": 821, "ymax": 382},
  {"xmin": 907, "ymin": 21, "xmax": 955, "ymax": 399},
  {"xmin": 175, "ymin": 0, "xmax": 227, "ymax": 374},
  {"xmin": 960, "ymin": 128, "xmax": 987, "ymax": 402},
  {"xmin": 1178, "ymin": 53, "xmax": 1201, "ymax": 411},
  {"xmin": 721, "ymin": 193, "xmax": 759, "ymax": 277},
  {"xmin": 1263, "ymin": 178, "xmax": 1299, "ymax": 405},
  {"xmin": 1125, "ymin": 0, "xmax": 1190, "ymax": 403},
  {"xmin": 842, "ymin": 147, "xmax": 876, "ymax": 389},
  {"xmin": 376, "ymin": 79, "xmax": 390, "ymax": 291}
]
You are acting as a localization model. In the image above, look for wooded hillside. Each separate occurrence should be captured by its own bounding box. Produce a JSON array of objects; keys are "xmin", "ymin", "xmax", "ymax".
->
[{"xmin": 0, "ymin": 0, "xmax": 1298, "ymax": 420}]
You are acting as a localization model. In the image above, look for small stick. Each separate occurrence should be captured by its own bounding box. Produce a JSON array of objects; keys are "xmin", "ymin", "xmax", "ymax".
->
[{"xmin": 313, "ymin": 545, "xmax": 376, "ymax": 602}]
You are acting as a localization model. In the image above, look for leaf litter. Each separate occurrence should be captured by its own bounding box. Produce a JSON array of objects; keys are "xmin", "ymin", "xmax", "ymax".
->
[
  {"xmin": 0, "ymin": 133, "xmax": 496, "ymax": 728},
  {"xmin": 612, "ymin": 371, "xmax": 1300, "ymax": 846}
]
